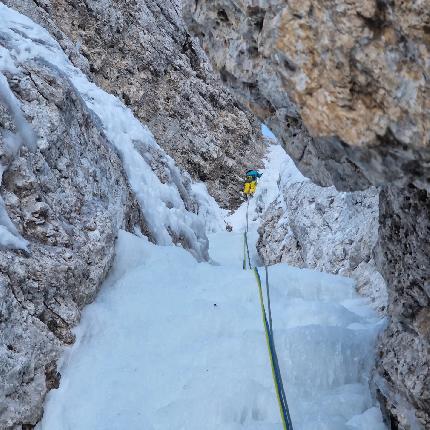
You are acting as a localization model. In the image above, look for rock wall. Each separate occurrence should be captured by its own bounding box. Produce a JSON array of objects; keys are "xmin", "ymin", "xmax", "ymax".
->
[
  {"xmin": 374, "ymin": 184, "xmax": 430, "ymax": 429},
  {"xmin": 0, "ymin": 60, "xmax": 143, "ymax": 428},
  {"xmin": 184, "ymin": 1, "xmax": 430, "ymax": 428},
  {"xmin": 257, "ymin": 163, "xmax": 387, "ymax": 314},
  {"xmin": 184, "ymin": 0, "xmax": 430, "ymax": 192},
  {"xmin": 0, "ymin": 0, "xmax": 427, "ymax": 428},
  {"xmin": 4, "ymin": 0, "xmax": 266, "ymax": 209}
]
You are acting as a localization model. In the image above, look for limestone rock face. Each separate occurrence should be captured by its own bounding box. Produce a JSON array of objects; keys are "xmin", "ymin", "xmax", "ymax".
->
[
  {"xmin": 184, "ymin": 0, "xmax": 430, "ymax": 192},
  {"xmin": 0, "ymin": 61, "xmax": 143, "ymax": 428},
  {"xmin": 5, "ymin": 0, "xmax": 266, "ymax": 209},
  {"xmin": 257, "ymin": 164, "xmax": 387, "ymax": 313},
  {"xmin": 374, "ymin": 184, "xmax": 430, "ymax": 429}
]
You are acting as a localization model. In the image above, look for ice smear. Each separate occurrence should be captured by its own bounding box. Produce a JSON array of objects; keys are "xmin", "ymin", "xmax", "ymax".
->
[
  {"xmin": 191, "ymin": 181, "xmax": 227, "ymax": 233},
  {"xmin": 0, "ymin": 4, "xmax": 211, "ymax": 260},
  {"xmin": 0, "ymin": 73, "xmax": 36, "ymax": 151},
  {"xmin": 0, "ymin": 72, "xmax": 36, "ymax": 250}
]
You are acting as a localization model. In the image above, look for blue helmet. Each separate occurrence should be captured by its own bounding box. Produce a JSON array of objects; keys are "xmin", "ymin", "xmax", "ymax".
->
[{"xmin": 246, "ymin": 170, "xmax": 262, "ymax": 179}]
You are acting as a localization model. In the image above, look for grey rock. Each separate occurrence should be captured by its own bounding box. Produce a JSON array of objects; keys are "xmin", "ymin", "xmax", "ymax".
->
[
  {"xmin": 4, "ymin": 0, "xmax": 266, "ymax": 209},
  {"xmin": 257, "ymin": 169, "xmax": 388, "ymax": 314},
  {"xmin": 0, "ymin": 61, "xmax": 144, "ymax": 428},
  {"xmin": 183, "ymin": 0, "xmax": 430, "ymax": 192},
  {"xmin": 374, "ymin": 184, "xmax": 430, "ymax": 429}
]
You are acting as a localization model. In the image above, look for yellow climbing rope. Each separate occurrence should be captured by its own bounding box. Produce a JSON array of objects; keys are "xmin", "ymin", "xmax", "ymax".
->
[
  {"xmin": 243, "ymin": 198, "xmax": 294, "ymax": 430},
  {"xmin": 253, "ymin": 267, "xmax": 293, "ymax": 430}
]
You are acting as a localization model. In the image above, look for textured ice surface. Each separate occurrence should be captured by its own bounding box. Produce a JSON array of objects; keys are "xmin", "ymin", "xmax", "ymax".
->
[
  {"xmin": 38, "ymin": 226, "xmax": 386, "ymax": 430},
  {"xmin": 0, "ymin": 73, "xmax": 35, "ymax": 250}
]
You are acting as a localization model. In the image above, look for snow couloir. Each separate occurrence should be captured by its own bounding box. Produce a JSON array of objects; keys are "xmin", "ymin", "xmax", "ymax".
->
[{"xmin": 38, "ymin": 147, "xmax": 387, "ymax": 430}]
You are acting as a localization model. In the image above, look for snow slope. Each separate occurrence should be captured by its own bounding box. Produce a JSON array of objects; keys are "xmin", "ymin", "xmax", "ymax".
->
[
  {"xmin": 38, "ymin": 146, "xmax": 386, "ymax": 430},
  {"xmin": 38, "ymin": 230, "xmax": 386, "ymax": 430}
]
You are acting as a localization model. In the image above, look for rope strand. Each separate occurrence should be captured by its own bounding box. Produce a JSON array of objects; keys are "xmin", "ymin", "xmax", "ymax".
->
[{"xmin": 242, "ymin": 197, "xmax": 293, "ymax": 429}]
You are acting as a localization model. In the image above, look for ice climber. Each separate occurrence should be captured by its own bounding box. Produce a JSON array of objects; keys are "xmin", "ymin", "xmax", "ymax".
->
[{"xmin": 243, "ymin": 169, "xmax": 262, "ymax": 197}]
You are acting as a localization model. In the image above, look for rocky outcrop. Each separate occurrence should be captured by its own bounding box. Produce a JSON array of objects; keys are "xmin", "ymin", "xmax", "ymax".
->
[
  {"xmin": 0, "ymin": 60, "xmax": 143, "ymax": 428},
  {"xmin": 257, "ymin": 163, "xmax": 387, "ymax": 313},
  {"xmin": 184, "ymin": 0, "xmax": 430, "ymax": 193},
  {"xmin": 374, "ymin": 184, "xmax": 430, "ymax": 429},
  {"xmin": 4, "ymin": 0, "xmax": 266, "ymax": 209},
  {"xmin": 184, "ymin": 1, "xmax": 430, "ymax": 428}
]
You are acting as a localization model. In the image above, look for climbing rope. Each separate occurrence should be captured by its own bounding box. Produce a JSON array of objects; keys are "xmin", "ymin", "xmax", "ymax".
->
[
  {"xmin": 243, "ymin": 198, "xmax": 252, "ymax": 270},
  {"xmin": 243, "ymin": 197, "xmax": 294, "ymax": 430},
  {"xmin": 254, "ymin": 267, "xmax": 294, "ymax": 430},
  {"xmin": 243, "ymin": 232, "xmax": 250, "ymax": 270},
  {"xmin": 246, "ymin": 197, "xmax": 250, "ymax": 233},
  {"xmin": 265, "ymin": 266, "xmax": 273, "ymax": 333}
]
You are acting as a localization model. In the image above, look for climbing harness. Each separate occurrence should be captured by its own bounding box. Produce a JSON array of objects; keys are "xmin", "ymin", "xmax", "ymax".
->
[{"xmin": 242, "ymin": 196, "xmax": 294, "ymax": 430}]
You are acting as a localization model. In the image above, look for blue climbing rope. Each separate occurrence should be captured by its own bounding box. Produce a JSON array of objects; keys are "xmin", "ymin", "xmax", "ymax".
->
[
  {"xmin": 242, "ymin": 198, "xmax": 294, "ymax": 429},
  {"xmin": 254, "ymin": 267, "xmax": 294, "ymax": 430}
]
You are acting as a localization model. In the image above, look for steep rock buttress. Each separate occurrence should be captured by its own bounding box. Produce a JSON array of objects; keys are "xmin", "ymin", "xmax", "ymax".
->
[
  {"xmin": 4, "ymin": 0, "xmax": 266, "ymax": 209},
  {"xmin": 0, "ymin": 59, "xmax": 142, "ymax": 427}
]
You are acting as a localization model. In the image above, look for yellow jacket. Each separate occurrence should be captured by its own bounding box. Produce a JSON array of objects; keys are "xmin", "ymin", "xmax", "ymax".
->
[{"xmin": 243, "ymin": 178, "xmax": 257, "ymax": 195}]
